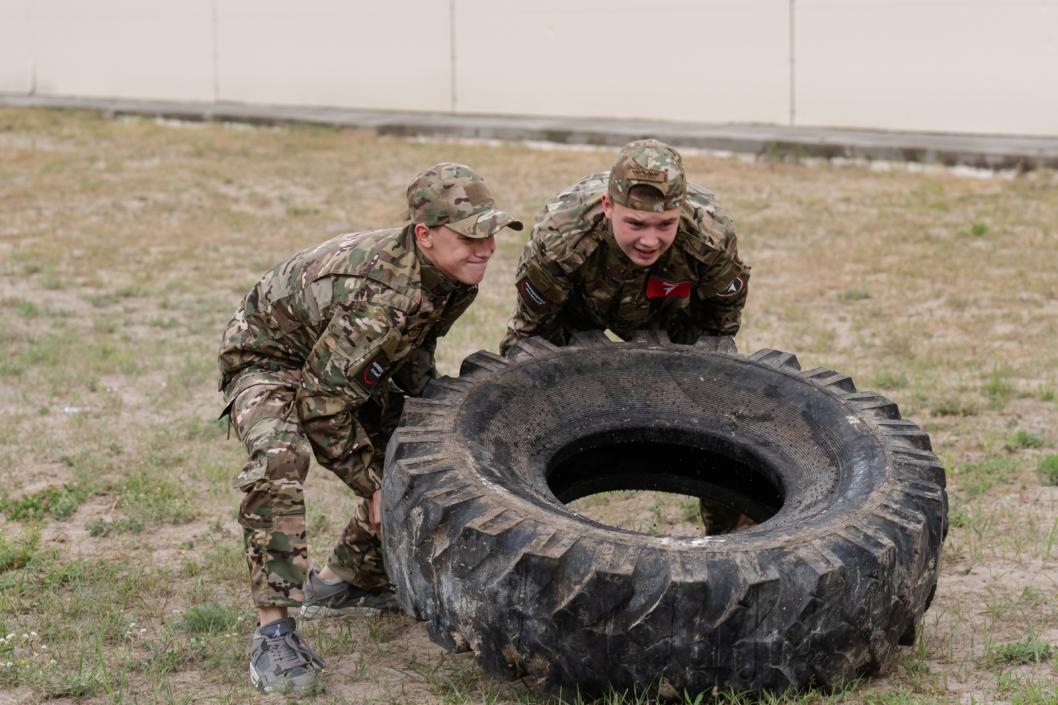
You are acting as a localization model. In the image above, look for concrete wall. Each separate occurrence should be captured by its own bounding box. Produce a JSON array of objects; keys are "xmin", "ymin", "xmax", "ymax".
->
[
  {"xmin": 1, "ymin": 0, "xmax": 1055, "ymax": 137},
  {"xmin": 455, "ymin": 0, "xmax": 790, "ymax": 125},
  {"xmin": 796, "ymin": 0, "xmax": 1058, "ymax": 137},
  {"xmin": 217, "ymin": 0, "xmax": 451, "ymax": 112},
  {"xmin": 21, "ymin": 0, "xmax": 216, "ymax": 101}
]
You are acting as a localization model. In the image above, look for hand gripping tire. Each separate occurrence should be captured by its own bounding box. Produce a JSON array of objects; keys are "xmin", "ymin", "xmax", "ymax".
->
[{"xmin": 381, "ymin": 333, "xmax": 947, "ymax": 697}]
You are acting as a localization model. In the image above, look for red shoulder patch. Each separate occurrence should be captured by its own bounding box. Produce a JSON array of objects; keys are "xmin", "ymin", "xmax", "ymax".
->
[{"xmin": 646, "ymin": 277, "xmax": 692, "ymax": 299}]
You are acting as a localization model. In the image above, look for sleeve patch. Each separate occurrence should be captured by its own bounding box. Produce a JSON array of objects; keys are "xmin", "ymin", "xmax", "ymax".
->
[
  {"xmin": 518, "ymin": 276, "xmax": 549, "ymax": 309},
  {"xmin": 716, "ymin": 276, "xmax": 745, "ymax": 298},
  {"xmin": 355, "ymin": 351, "xmax": 391, "ymax": 392}
]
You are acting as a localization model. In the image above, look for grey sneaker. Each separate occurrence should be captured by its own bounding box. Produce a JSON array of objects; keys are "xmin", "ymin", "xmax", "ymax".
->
[
  {"xmin": 249, "ymin": 617, "xmax": 326, "ymax": 694},
  {"xmin": 300, "ymin": 568, "xmax": 401, "ymax": 619}
]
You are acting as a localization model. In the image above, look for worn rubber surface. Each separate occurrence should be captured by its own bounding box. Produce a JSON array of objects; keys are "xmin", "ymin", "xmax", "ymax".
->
[{"xmin": 381, "ymin": 333, "xmax": 947, "ymax": 696}]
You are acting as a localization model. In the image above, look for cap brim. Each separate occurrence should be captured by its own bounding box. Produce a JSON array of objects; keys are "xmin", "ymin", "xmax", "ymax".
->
[{"xmin": 447, "ymin": 208, "xmax": 523, "ymax": 238}]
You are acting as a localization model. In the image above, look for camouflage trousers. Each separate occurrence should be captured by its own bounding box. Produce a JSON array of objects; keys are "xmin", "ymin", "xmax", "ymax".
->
[{"xmin": 227, "ymin": 370, "xmax": 402, "ymax": 608}]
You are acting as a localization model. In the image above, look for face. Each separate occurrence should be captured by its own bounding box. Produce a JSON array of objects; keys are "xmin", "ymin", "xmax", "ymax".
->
[
  {"xmin": 602, "ymin": 194, "xmax": 680, "ymax": 267},
  {"xmin": 415, "ymin": 224, "xmax": 496, "ymax": 285}
]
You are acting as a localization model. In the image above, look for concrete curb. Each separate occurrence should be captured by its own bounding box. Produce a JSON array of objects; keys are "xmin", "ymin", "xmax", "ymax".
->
[{"xmin": 4, "ymin": 94, "xmax": 1058, "ymax": 171}]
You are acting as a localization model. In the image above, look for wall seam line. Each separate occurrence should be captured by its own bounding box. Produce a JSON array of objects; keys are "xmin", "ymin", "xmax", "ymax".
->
[
  {"xmin": 26, "ymin": 0, "xmax": 36, "ymax": 96},
  {"xmin": 789, "ymin": 0, "xmax": 796, "ymax": 126},
  {"xmin": 450, "ymin": 0, "xmax": 457, "ymax": 113},
  {"xmin": 212, "ymin": 0, "xmax": 220, "ymax": 103}
]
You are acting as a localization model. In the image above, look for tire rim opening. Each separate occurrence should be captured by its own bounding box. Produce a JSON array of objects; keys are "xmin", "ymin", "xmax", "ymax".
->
[{"xmin": 546, "ymin": 428, "xmax": 784, "ymax": 536}]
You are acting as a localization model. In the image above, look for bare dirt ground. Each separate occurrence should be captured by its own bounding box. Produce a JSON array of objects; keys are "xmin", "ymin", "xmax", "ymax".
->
[{"xmin": 1, "ymin": 108, "xmax": 1057, "ymax": 704}]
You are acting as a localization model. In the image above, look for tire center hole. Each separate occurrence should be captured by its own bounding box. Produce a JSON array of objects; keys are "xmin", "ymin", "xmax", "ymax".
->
[{"xmin": 546, "ymin": 429, "xmax": 785, "ymax": 536}]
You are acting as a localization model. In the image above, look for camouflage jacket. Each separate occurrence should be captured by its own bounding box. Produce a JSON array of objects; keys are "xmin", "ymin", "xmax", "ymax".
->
[
  {"xmin": 499, "ymin": 172, "xmax": 749, "ymax": 354},
  {"xmin": 218, "ymin": 226, "xmax": 476, "ymax": 495}
]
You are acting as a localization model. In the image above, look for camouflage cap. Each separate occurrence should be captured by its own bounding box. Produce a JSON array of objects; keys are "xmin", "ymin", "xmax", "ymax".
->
[
  {"xmin": 406, "ymin": 162, "xmax": 523, "ymax": 238},
  {"xmin": 608, "ymin": 139, "xmax": 686, "ymax": 212}
]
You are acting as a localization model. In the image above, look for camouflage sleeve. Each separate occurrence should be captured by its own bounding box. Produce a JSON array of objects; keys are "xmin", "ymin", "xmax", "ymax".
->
[
  {"xmin": 689, "ymin": 216, "xmax": 751, "ymax": 337},
  {"xmin": 295, "ymin": 301, "xmax": 403, "ymax": 497},
  {"xmin": 392, "ymin": 285, "xmax": 477, "ymax": 396},
  {"xmin": 499, "ymin": 235, "xmax": 574, "ymax": 355},
  {"xmin": 692, "ymin": 267, "xmax": 750, "ymax": 336}
]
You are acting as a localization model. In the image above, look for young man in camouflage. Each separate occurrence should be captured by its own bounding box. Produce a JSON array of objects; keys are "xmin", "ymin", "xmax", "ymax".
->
[
  {"xmin": 499, "ymin": 139, "xmax": 750, "ymax": 533},
  {"xmin": 218, "ymin": 163, "xmax": 521, "ymax": 693},
  {"xmin": 500, "ymin": 138, "xmax": 748, "ymax": 353}
]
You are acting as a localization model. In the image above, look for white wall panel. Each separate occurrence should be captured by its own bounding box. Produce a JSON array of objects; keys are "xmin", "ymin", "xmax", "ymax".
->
[
  {"xmin": 217, "ymin": 0, "xmax": 451, "ymax": 112},
  {"xmin": 797, "ymin": 0, "xmax": 1058, "ymax": 136},
  {"xmin": 454, "ymin": 0, "xmax": 790, "ymax": 124},
  {"xmin": 5, "ymin": 1, "xmax": 1058, "ymax": 137},
  {"xmin": 28, "ymin": 0, "xmax": 214, "ymax": 101},
  {"xmin": 0, "ymin": 0, "xmax": 32, "ymax": 93}
]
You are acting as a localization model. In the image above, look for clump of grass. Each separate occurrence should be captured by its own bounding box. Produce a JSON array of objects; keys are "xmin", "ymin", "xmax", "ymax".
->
[
  {"xmin": 1, "ymin": 484, "xmax": 87, "ymax": 521},
  {"xmin": 0, "ymin": 359, "xmax": 23, "ymax": 377},
  {"xmin": 0, "ymin": 530, "xmax": 39, "ymax": 572},
  {"xmin": 994, "ymin": 635, "xmax": 1052, "ymax": 665},
  {"xmin": 286, "ymin": 205, "xmax": 319, "ymax": 217},
  {"xmin": 113, "ymin": 471, "xmax": 197, "ymax": 527},
  {"xmin": 970, "ymin": 221, "xmax": 989, "ymax": 237},
  {"xmin": 947, "ymin": 505, "xmax": 971, "ymax": 529},
  {"xmin": 873, "ymin": 370, "xmax": 908, "ymax": 390},
  {"xmin": 955, "ymin": 456, "xmax": 1018, "ymax": 498},
  {"xmin": 15, "ymin": 300, "xmax": 40, "ymax": 318},
  {"xmin": 838, "ymin": 288, "xmax": 871, "ymax": 302},
  {"xmin": 1037, "ymin": 454, "xmax": 1058, "ymax": 486},
  {"xmin": 178, "ymin": 603, "xmax": 240, "ymax": 634},
  {"xmin": 1006, "ymin": 429, "xmax": 1046, "ymax": 450},
  {"xmin": 930, "ymin": 392, "xmax": 979, "ymax": 417},
  {"xmin": 982, "ymin": 370, "xmax": 1017, "ymax": 410},
  {"xmin": 183, "ymin": 416, "xmax": 227, "ymax": 442},
  {"xmin": 85, "ymin": 516, "xmax": 145, "ymax": 537},
  {"xmin": 680, "ymin": 497, "xmax": 700, "ymax": 523}
]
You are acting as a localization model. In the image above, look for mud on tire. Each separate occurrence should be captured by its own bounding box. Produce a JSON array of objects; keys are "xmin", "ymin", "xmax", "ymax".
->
[{"xmin": 381, "ymin": 333, "xmax": 947, "ymax": 697}]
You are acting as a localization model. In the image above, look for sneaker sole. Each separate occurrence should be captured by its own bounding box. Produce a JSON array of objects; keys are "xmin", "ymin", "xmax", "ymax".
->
[
  {"xmin": 249, "ymin": 663, "xmax": 271, "ymax": 693},
  {"xmin": 300, "ymin": 604, "xmax": 389, "ymax": 620},
  {"xmin": 250, "ymin": 662, "xmax": 322, "ymax": 694}
]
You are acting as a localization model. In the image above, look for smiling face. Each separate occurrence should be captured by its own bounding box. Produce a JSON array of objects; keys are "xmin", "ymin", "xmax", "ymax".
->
[
  {"xmin": 601, "ymin": 193, "xmax": 680, "ymax": 267},
  {"xmin": 415, "ymin": 224, "xmax": 496, "ymax": 285}
]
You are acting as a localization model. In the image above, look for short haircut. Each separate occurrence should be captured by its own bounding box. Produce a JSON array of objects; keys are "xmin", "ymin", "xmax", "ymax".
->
[{"xmin": 626, "ymin": 184, "xmax": 667, "ymax": 210}]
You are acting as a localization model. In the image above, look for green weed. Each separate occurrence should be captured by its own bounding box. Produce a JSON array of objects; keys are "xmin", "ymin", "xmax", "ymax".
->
[
  {"xmin": 113, "ymin": 471, "xmax": 196, "ymax": 526},
  {"xmin": 1006, "ymin": 429, "xmax": 1047, "ymax": 450},
  {"xmin": 680, "ymin": 497, "xmax": 700, "ymax": 523},
  {"xmin": 838, "ymin": 288, "xmax": 871, "ymax": 302},
  {"xmin": 1, "ymin": 484, "xmax": 87, "ymax": 521},
  {"xmin": 15, "ymin": 299, "xmax": 40, "ymax": 318},
  {"xmin": 930, "ymin": 392, "xmax": 980, "ymax": 417},
  {"xmin": 85, "ymin": 516, "xmax": 145, "ymax": 537},
  {"xmin": 1037, "ymin": 454, "xmax": 1058, "ymax": 486},
  {"xmin": 872, "ymin": 370, "xmax": 909, "ymax": 390},
  {"xmin": 954, "ymin": 456, "xmax": 1018, "ymax": 498},
  {"xmin": 982, "ymin": 370, "xmax": 1018, "ymax": 410},
  {"xmin": 178, "ymin": 603, "xmax": 240, "ymax": 634},
  {"xmin": 0, "ymin": 530, "xmax": 39, "ymax": 572},
  {"xmin": 970, "ymin": 221, "xmax": 989, "ymax": 237},
  {"xmin": 0, "ymin": 359, "xmax": 23, "ymax": 376},
  {"xmin": 183, "ymin": 415, "xmax": 228, "ymax": 441}
]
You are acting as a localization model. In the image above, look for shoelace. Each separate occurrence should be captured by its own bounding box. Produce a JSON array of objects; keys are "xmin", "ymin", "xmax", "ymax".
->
[{"xmin": 268, "ymin": 632, "xmax": 327, "ymax": 673}]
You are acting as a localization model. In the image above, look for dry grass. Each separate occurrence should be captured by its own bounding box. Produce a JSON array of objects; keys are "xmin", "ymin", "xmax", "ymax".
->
[{"xmin": 1, "ymin": 108, "xmax": 1057, "ymax": 704}]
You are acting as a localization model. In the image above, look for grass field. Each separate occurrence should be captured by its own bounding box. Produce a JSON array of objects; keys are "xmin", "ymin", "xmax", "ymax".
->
[{"xmin": 1, "ymin": 108, "xmax": 1057, "ymax": 704}]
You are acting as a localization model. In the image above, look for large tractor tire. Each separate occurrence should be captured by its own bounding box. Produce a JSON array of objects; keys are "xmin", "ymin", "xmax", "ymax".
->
[{"xmin": 381, "ymin": 333, "xmax": 947, "ymax": 697}]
